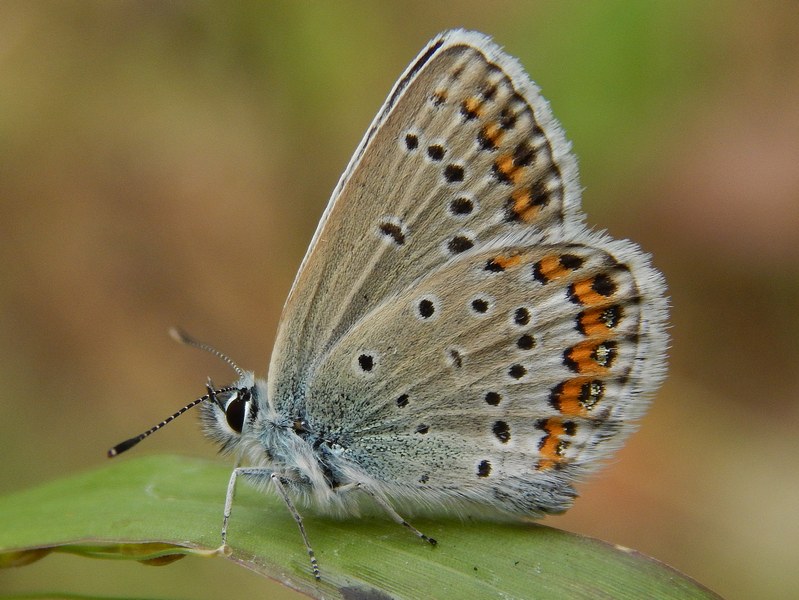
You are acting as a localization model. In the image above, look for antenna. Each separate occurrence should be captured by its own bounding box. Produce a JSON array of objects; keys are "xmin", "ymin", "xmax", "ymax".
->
[
  {"xmin": 107, "ymin": 394, "xmax": 209, "ymax": 457},
  {"xmin": 169, "ymin": 327, "xmax": 245, "ymax": 377}
]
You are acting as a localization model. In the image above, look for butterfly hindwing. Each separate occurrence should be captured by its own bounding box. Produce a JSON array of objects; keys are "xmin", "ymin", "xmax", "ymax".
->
[{"xmin": 299, "ymin": 230, "xmax": 667, "ymax": 515}]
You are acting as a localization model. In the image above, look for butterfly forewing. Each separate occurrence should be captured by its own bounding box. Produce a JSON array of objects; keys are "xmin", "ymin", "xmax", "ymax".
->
[{"xmin": 269, "ymin": 31, "xmax": 585, "ymax": 414}]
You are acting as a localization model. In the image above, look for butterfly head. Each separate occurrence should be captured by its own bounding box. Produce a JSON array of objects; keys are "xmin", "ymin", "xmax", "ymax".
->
[{"xmin": 198, "ymin": 375, "xmax": 261, "ymax": 455}]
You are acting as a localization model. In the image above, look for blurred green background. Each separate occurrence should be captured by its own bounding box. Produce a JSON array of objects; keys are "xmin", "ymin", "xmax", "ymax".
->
[{"xmin": 1, "ymin": 2, "xmax": 797, "ymax": 599}]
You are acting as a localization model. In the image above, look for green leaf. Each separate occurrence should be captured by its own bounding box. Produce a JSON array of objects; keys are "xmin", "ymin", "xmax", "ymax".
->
[{"xmin": 0, "ymin": 456, "xmax": 719, "ymax": 599}]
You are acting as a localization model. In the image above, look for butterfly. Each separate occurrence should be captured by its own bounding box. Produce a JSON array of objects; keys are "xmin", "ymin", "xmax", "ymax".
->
[{"xmin": 109, "ymin": 29, "xmax": 669, "ymax": 581}]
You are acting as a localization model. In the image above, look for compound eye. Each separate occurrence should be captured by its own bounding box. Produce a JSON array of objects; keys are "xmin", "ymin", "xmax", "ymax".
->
[{"xmin": 225, "ymin": 397, "xmax": 246, "ymax": 433}]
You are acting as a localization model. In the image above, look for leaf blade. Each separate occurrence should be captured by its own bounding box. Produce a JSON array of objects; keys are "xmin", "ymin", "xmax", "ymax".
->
[{"xmin": 0, "ymin": 456, "xmax": 720, "ymax": 600}]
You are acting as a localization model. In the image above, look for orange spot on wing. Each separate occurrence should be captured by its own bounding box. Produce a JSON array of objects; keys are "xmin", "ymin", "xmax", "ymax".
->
[
  {"xmin": 578, "ymin": 306, "xmax": 614, "ymax": 336},
  {"xmin": 492, "ymin": 254, "xmax": 522, "ymax": 269},
  {"xmin": 537, "ymin": 419, "xmax": 568, "ymax": 471},
  {"xmin": 463, "ymin": 96, "xmax": 484, "ymax": 118},
  {"xmin": 552, "ymin": 379, "xmax": 591, "ymax": 416},
  {"xmin": 570, "ymin": 278, "xmax": 607, "ymax": 306},
  {"xmin": 494, "ymin": 154, "xmax": 522, "ymax": 183},
  {"xmin": 536, "ymin": 255, "xmax": 569, "ymax": 281},
  {"xmin": 480, "ymin": 122, "xmax": 503, "ymax": 148},
  {"xmin": 565, "ymin": 340, "xmax": 611, "ymax": 374},
  {"xmin": 511, "ymin": 188, "xmax": 541, "ymax": 222}
]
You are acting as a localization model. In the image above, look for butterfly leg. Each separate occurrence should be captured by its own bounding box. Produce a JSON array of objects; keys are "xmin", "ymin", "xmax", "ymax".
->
[
  {"xmin": 220, "ymin": 463, "xmax": 255, "ymax": 547},
  {"xmin": 221, "ymin": 467, "xmax": 321, "ymax": 581},
  {"xmin": 270, "ymin": 472, "xmax": 321, "ymax": 580},
  {"xmin": 352, "ymin": 483, "xmax": 437, "ymax": 546}
]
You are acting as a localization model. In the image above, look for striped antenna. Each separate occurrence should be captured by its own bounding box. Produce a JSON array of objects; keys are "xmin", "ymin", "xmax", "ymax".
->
[
  {"xmin": 169, "ymin": 327, "xmax": 245, "ymax": 377},
  {"xmin": 107, "ymin": 394, "xmax": 210, "ymax": 457}
]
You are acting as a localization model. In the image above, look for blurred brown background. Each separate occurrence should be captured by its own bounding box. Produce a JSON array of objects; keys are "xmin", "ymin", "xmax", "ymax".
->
[{"xmin": 1, "ymin": 2, "xmax": 797, "ymax": 599}]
